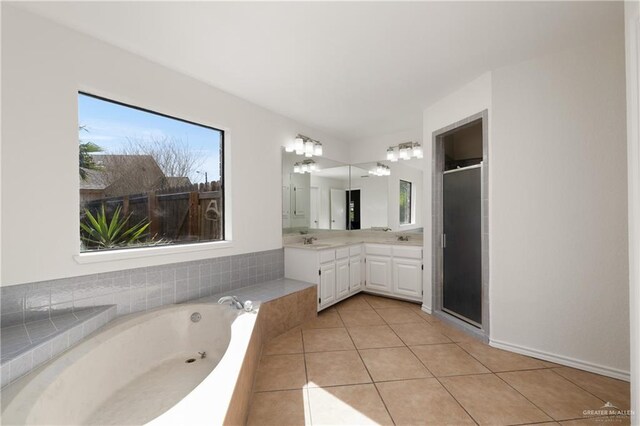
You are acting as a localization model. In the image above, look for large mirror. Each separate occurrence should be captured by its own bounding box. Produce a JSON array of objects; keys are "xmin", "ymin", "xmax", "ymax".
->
[
  {"xmin": 350, "ymin": 160, "xmax": 423, "ymax": 232},
  {"xmin": 282, "ymin": 151, "xmax": 351, "ymax": 233},
  {"xmin": 282, "ymin": 151, "xmax": 423, "ymax": 234}
]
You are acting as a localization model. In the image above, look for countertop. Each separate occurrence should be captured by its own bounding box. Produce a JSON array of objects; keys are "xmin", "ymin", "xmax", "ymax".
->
[{"xmin": 284, "ymin": 238, "xmax": 423, "ymax": 250}]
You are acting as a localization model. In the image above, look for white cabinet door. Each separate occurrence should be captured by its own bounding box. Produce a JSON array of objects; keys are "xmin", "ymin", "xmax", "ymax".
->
[
  {"xmin": 392, "ymin": 258, "xmax": 423, "ymax": 299},
  {"xmin": 350, "ymin": 256, "xmax": 362, "ymax": 293},
  {"xmin": 336, "ymin": 258, "xmax": 350, "ymax": 299},
  {"xmin": 365, "ymin": 256, "xmax": 392, "ymax": 293},
  {"xmin": 319, "ymin": 262, "xmax": 336, "ymax": 308}
]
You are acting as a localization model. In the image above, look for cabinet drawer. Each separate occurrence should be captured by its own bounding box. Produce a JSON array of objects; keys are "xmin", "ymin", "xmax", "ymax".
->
[
  {"xmin": 392, "ymin": 246, "xmax": 422, "ymax": 260},
  {"xmin": 349, "ymin": 245, "xmax": 362, "ymax": 256},
  {"xmin": 319, "ymin": 249, "xmax": 335, "ymax": 264},
  {"xmin": 336, "ymin": 247, "xmax": 350, "ymax": 259},
  {"xmin": 365, "ymin": 244, "xmax": 392, "ymax": 256}
]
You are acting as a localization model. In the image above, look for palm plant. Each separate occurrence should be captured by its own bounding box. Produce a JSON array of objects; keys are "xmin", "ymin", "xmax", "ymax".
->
[
  {"xmin": 79, "ymin": 126, "xmax": 104, "ymax": 180},
  {"xmin": 80, "ymin": 205, "xmax": 151, "ymax": 249}
]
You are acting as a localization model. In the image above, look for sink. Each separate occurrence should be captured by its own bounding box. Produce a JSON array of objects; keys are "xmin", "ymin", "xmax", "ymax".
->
[{"xmin": 305, "ymin": 243, "xmax": 333, "ymax": 248}]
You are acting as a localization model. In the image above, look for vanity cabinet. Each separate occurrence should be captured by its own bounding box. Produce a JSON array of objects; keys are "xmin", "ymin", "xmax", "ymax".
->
[
  {"xmin": 364, "ymin": 244, "xmax": 423, "ymax": 302},
  {"xmin": 285, "ymin": 244, "xmax": 364, "ymax": 310},
  {"xmin": 285, "ymin": 242, "xmax": 423, "ymax": 310}
]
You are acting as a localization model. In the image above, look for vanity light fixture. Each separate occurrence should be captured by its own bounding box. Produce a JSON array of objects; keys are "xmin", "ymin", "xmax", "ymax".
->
[
  {"xmin": 293, "ymin": 159, "xmax": 318, "ymax": 174},
  {"xmin": 369, "ymin": 163, "xmax": 391, "ymax": 177},
  {"xmin": 285, "ymin": 134, "xmax": 323, "ymax": 157},
  {"xmin": 386, "ymin": 142, "xmax": 423, "ymax": 161}
]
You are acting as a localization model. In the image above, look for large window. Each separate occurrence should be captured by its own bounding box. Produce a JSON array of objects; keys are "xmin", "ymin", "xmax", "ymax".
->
[
  {"xmin": 399, "ymin": 180, "xmax": 412, "ymax": 225},
  {"xmin": 78, "ymin": 93, "xmax": 224, "ymax": 252}
]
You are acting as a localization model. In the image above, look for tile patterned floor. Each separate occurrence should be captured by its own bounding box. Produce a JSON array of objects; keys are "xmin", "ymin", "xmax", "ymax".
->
[{"xmin": 247, "ymin": 294, "xmax": 631, "ymax": 426}]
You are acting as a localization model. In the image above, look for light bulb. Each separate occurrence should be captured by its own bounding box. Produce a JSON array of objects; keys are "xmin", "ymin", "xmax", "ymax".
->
[
  {"xmin": 304, "ymin": 141, "xmax": 314, "ymax": 157},
  {"xmin": 413, "ymin": 145, "xmax": 423, "ymax": 159},
  {"xmin": 285, "ymin": 140, "xmax": 295, "ymax": 152},
  {"xmin": 294, "ymin": 137, "xmax": 304, "ymax": 155},
  {"xmin": 314, "ymin": 143, "xmax": 323, "ymax": 156},
  {"xmin": 386, "ymin": 148, "xmax": 395, "ymax": 161},
  {"xmin": 399, "ymin": 147, "xmax": 408, "ymax": 160}
]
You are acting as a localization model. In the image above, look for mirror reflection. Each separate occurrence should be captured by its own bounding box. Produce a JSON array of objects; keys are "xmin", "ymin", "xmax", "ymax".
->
[
  {"xmin": 282, "ymin": 151, "xmax": 423, "ymax": 234},
  {"xmin": 350, "ymin": 160, "xmax": 423, "ymax": 232},
  {"xmin": 282, "ymin": 151, "xmax": 350, "ymax": 232}
]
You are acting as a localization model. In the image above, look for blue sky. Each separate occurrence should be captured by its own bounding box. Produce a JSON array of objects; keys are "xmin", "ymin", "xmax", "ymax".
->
[{"xmin": 78, "ymin": 93, "xmax": 221, "ymax": 183}]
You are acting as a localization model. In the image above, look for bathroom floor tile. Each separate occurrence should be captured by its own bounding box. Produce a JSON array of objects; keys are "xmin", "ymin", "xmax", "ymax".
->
[
  {"xmin": 264, "ymin": 328, "xmax": 303, "ymax": 355},
  {"xmin": 552, "ymin": 367, "xmax": 631, "ymax": 410},
  {"xmin": 359, "ymin": 347, "xmax": 432, "ymax": 382},
  {"xmin": 374, "ymin": 308, "xmax": 425, "ymax": 324},
  {"xmin": 333, "ymin": 295, "xmax": 372, "ymax": 312},
  {"xmin": 346, "ymin": 325, "xmax": 404, "ymax": 349},
  {"xmin": 305, "ymin": 350, "xmax": 371, "ymax": 387},
  {"xmin": 410, "ymin": 344, "xmax": 490, "ymax": 377},
  {"xmin": 337, "ymin": 309, "xmax": 385, "ymax": 327},
  {"xmin": 440, "ymin": 374, "xmax": 553, "ymax": 425},
  {"xmin": 458, "ymin": 341, "xmax": 547, "ymax": 372},
  {"xmin": 254, "ymin": 354, "xmax": 307, "ymax": 392},
  {"xmin": 307, "ymin": 384, "xmax": 393, "ymax": 425},
  {"xmin": 247, "ymin": 390, "xmax": 308, "ymax": 426},
  {"xmin": 498, "ymin": 369, "xmax": 605, "ymax": 421},
  {"xmin": 364, "ymin": 295, "xmax": 413, "ymax": 309},
  {"xmin": 302, "ymin": 328, "xmax": 355, "ymax": 352},
  {"xmin": 302, "ymin": 310, "xmax": 344, "ymax": 329},
  {"xmin": 429, "ymin": 322, "xmax": 478, "ymax": 342},
  {"xmin": 389, "ymin": 322, "xmax": 452, "ymax": 345},
  {"xmin": 377, "ymin": 378, "xmax": 475, "ymax": 425}
]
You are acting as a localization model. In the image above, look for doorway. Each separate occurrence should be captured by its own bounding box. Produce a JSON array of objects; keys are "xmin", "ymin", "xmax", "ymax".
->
[
  {"xmin": 432, "ymin": 111, "xmax": 489, "ymax": 338},
  {"xmin": 330, "ymin": 188, "xmax": 347, "ymax": 230},
  {"xmin": 347, "ymin": 190, "xmax": 361, "ymax": 230}
]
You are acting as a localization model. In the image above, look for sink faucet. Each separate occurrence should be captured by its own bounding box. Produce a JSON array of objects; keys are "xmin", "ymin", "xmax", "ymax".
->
[
  {"xmin": 218, "ymin": 296, "xmax": 244, "ymax": 310},
  {"xmin": 397, "ymin": 235, "xmax": 410, "ymax": 242},
  {"xmin": 302, "ymin": 236, "xmax": 317, "ymax": 245}
]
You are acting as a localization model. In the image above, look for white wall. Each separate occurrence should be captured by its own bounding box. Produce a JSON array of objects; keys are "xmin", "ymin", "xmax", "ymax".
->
[
  {"xmin": 309, "ymin": 175, "xmax": 349, "ymax": 229},
  {"xmin": 423, "ymin": 31, "xmax": 630, "ymax": 379},
  {"xmin": 0, "ymin": 6, "xmax": 349, "ymax": 286},
  {"xmin": 351, "ymin": 175, "xmax": 389, "ymax": 229},
  {"xmin": 490, "ymin": 32, "xmax": 629, "ymax": 379},
  {"xmin": 422, "ymin": 72, "xmax": 492, "ymax": 310},
  {"xmin": 349, "ymin": 129, "xmax": 422, "ymax": 164},
  {"xmin": 624, "ymin": 0, "xmax": 640, "ymax": 415}
]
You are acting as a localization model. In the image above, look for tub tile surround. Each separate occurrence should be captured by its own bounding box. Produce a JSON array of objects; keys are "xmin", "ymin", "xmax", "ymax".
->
[
  {"xmin": 0, "ymin": 248, "xmax": 285, "ymax": 389},
  {"xmin": 247, "ymin": 293, "xmax": 632, "ymax": 426},
  {"xmin": 0, "ymin": 305, "xmax": 116, "ymax": 389},
  {"xmin": 1, "ymin": 248, "xmax": 284, "ymax": 327}
]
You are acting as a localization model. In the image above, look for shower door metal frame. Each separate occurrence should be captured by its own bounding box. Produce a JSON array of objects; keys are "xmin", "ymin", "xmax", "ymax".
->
[{"xmin": 431, "ymin": 110, "xmax": 489, "ymax": 340}]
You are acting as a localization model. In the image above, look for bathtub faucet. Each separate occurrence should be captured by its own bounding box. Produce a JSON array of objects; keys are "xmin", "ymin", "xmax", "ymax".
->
[{"xmin": 218, "ymin": 295, "xmax": 244, "ymax": 310}]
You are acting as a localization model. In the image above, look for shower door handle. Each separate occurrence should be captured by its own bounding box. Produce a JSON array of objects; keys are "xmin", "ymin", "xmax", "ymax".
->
[{"xmin": 441, "ymin": 234, "xmax": 447, "ymax": 249}]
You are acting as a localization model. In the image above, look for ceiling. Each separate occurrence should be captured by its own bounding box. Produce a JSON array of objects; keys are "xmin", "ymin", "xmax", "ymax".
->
[{"xmin": 13, "ymin": 1, "xmax": 622, "ymax": 142}]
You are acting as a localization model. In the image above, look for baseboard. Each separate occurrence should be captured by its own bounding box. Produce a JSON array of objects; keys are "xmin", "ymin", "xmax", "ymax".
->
[
  {"xmin": 490, "ymin": 338, "xmax": 630, "ymax": 382},
  {"xmin": 421, "ymin": 304, "xmax": 432, "ymax": 314}
]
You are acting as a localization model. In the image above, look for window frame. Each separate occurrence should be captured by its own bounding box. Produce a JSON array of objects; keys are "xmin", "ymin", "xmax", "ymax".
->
[
  {"xmin": 76, "ymin": 91, "xmax": 227, "ymax": 260},
  {"xmin": 399, "ymin": 179, "xmax": 412, "ymax": 226}
]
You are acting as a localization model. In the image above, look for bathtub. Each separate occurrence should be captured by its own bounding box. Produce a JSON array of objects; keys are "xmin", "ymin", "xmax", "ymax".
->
[{"xmin": 1, "ymin": 303, "xmax": 259, "ymax": 425}]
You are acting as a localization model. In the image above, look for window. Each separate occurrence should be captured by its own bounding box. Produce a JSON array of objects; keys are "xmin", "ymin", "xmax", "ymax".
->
[
  {"xmin": 78, "ymin": 93, "xmax": 224, "ymax": 252},
  {"xmin": 399, "ymin": 180, "xmax": 412, "ymax": 225}
]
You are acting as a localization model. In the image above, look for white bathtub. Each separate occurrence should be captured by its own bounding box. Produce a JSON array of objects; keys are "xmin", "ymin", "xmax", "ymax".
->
[{"xmin": 1, "ymin": 303, "xmax": 259, "ymax": 425}]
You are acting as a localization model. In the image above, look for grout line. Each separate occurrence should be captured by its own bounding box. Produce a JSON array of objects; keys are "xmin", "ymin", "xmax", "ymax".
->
[
  {"xmin": 403, "ymin": 342, "xmax": 480, "ymax": 424},
  {"xmin": 299, "ymin": 328, "xmax": 314, "ymax": 426},
  {"xmin": 546, "ymin": 368, "xmax": 608, "ymax": 406},
  {"xmin": 336, "ymin": 308, "xmax": 396, "ymax": 426}
]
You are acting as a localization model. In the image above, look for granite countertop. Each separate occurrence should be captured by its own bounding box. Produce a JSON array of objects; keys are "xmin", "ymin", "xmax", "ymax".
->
[{"xmin": 284, "ymin": 238, "xmax": 423, "ymax": 250}]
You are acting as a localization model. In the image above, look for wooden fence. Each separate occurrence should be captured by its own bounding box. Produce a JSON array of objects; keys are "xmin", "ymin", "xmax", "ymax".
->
[{"xmin": 83, "ymin": 182, "xmax": 223, "ymax": 242}]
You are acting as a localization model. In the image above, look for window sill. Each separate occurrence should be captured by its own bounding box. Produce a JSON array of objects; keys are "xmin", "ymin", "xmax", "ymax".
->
[{"xmin": 73, "ymin": 240, "xmax": 233, "ymax": 264}]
